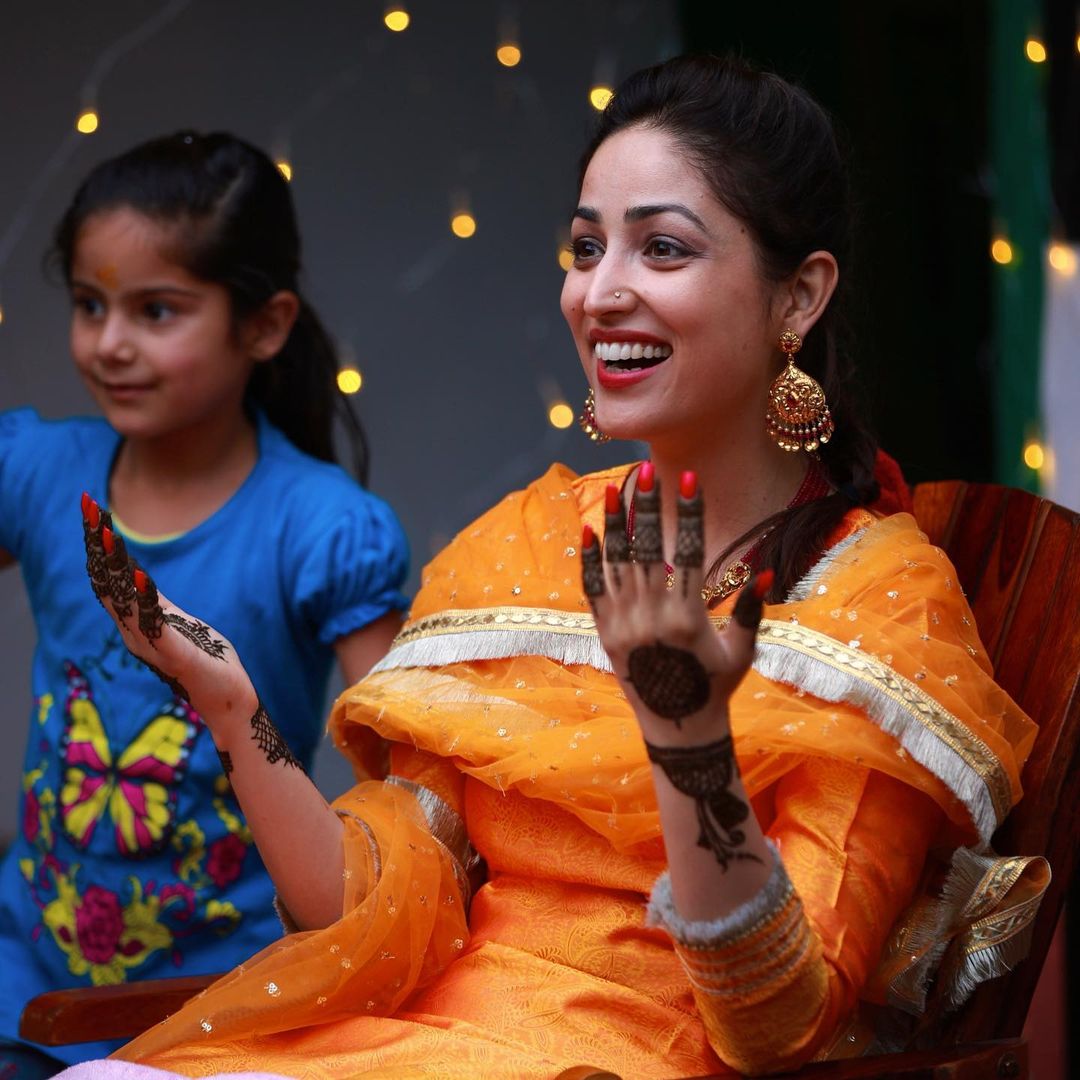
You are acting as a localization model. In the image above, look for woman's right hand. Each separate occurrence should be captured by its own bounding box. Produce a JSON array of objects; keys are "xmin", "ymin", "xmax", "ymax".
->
[{"xmin": 80, "ymin": 493, "xmax": 259, "ymax": 742}]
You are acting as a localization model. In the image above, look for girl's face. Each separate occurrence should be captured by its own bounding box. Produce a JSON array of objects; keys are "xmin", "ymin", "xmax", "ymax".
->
[
  {"xmin": 69, "ymin": 207, "xmax": 256, "ymax": 442},
  {"xmin": 560, "ymin": 125, "xmax": 782, "ymax": 448}
]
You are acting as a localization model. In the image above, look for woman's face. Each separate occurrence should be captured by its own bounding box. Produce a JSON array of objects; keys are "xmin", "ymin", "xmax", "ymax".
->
[{"xmin": 560, "ymin": 125, "xmax": 782, "ymax": 448}]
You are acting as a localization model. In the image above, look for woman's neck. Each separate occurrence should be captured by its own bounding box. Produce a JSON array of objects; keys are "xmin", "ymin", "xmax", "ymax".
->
[
  {"xmin": 644, "ymin": 431, "xmax": 809, "ymax": 568},
  {"xmin": 108, "ymin": 410, "xmax": 258, "ymax": 537}
]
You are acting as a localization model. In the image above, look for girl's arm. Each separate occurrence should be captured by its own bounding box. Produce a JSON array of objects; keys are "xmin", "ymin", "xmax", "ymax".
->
[
  {"xmin": 333, "ymin": 610, "xmax": 403, "ymax": 685},
  {"xmin": 80, "ymin": 497, "xmax": 347, "ymax": 930}
]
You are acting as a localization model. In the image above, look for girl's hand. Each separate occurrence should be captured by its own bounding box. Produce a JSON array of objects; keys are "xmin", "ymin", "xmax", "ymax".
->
[
  {"xmin": 80, "ymin": 493, "xmax": 263, "ymax": 748},
  {"xmin": 581, "ymin": 467, "xmax": 771, "ymax": 746}
]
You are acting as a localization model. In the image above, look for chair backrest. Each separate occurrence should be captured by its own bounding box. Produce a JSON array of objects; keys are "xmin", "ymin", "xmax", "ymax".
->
[{"xmin": 912, "ymin": 481, "xmax": 1080, "ymax": 1043}]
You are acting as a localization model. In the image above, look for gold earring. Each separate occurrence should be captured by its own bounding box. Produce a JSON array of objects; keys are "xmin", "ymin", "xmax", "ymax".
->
[
  {"xmin": 579, "ymin": 387, "xmax": 610, "ymax": 443},
  {"xmin": 765, "ymin": 329, "xmax": 834, "ymax": 453}
]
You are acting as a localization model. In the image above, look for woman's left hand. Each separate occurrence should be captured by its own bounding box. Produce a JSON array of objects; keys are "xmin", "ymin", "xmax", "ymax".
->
[{"xmin": 582, "ymin": 466, "xmax": 770, "ymax": 745}]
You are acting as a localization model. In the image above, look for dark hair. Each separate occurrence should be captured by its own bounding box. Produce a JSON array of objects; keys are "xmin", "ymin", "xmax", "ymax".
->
[
  {"xmin": 582, "ymin": 54, "xmax": 879, "ymax": 601},
  {"xmin": 51, "ymin": 131, "xmax": 369, "ymax": 484}
]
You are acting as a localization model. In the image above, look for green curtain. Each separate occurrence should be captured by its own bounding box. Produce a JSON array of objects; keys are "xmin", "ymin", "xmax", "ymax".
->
[{"xmin": 991, "ymin": 0, "xmax": 1051, "ymax": 489}]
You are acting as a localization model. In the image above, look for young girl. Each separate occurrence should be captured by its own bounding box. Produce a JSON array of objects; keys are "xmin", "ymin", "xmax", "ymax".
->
[{"xmin": 0, "ymin": 132, "xmax": 409, "ymax": 1075}]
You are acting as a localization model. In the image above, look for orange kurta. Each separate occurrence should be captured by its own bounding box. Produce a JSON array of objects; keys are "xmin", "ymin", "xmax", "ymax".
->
[{"xmin": 110, "ymin": 463, "xmax": 1041, "ymax": 1079}]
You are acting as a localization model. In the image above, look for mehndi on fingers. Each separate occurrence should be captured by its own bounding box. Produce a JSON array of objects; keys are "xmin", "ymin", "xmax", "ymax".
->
[
  {"xmin": 673, "ymin": 471, "xmax": 704, "ymax": 599},
  {"xmin": 732, "ymin": 569, "xmax": 775, "ymax": 630},
  {"xmin": 581, "ymin": 524, "xmax": 605, "ymax": 600},
  {"xmin": 631, "ymin": 462, "xmax": 663, "ymax": 570}
]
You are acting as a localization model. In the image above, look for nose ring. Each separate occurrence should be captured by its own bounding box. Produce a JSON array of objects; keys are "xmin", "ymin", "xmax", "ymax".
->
[{"xmin": 613, "ymin": 291, "xmax": 622, "ymax": 299}]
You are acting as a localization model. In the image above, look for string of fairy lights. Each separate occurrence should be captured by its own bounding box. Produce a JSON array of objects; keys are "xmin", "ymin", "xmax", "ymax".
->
[
  {"xmin": 1, "ymin": 7, "xmax": 1072, "ymax": 464},
  {"xmin": 988, "ymin": 29, "xmax": 1078, "ymax": 482},
  {"xmin": 0, "ymin": 2, "xmax": 623, "ymax": 435}
]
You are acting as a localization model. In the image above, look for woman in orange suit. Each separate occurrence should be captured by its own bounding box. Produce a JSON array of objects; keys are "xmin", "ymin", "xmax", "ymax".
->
[{"xmin": 63, "ymin": 54, "xmax": 1046, "ymax": 1079}]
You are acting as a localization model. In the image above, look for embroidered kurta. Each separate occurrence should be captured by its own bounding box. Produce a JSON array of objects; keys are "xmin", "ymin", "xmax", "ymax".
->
[{"xmin": 102, "ymin": 462, "xmax": 1041, "ymax": 1079}]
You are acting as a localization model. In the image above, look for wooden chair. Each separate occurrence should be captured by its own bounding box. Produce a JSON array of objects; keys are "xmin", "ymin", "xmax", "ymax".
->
[{"xmin": 20, "ymin": 482, "xmax": 1080, "ymax": 1080}]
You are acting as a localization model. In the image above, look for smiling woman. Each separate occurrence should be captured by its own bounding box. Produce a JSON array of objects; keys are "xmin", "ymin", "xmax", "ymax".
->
[{"xmin": 50, "ymin": 58, "xmax": 1043, "ymax": 1080}]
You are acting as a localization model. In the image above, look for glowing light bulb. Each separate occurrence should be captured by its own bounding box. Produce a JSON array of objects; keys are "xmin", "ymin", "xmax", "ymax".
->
[
  {"xmin": 548, "ymin": 403, "xmax": 574, "ymax": 429},
  {"xmin": 1025, "ymin": 38, "xmax": 1047, "ymax": 63},
  {"xmin": 496, "ymin": 44, "xmax": 522, "ymax": 67},
  {"xmin": 991, "ymin": 238, "xmax": 1014, "ymax": 265},
  {"xmin": 276, "ymin": 160, "xmax": 293, "ymax": 182},
  {"xmin": 1076, "ymin": 32, "xmax": 1080, "ymax": 54},
  {"xmin": 1023, "ymin": 441, "xmax": 1045, "ymax": 470},
  {"xmin": 1048, "ymin": 243, "xmax": 1076, "ymax": 276},
  {"xmin": 589, "ymin": 86, "xmax": 614, "ymax": 111},
  {"xmin": 0, "ymin": 304, "xmax": 5, "ymax": 326},
  {"xmin": 557, "ymin": 248, "xmax": 574, "ymax": 271},
  {"xmin": 384, "ymin": 8, "xmax": 409, "ymax": 31},
  {"xmin": 337, "ymin": 368, "xmax": 363, "ymax": 394},
  {"xmin": 451, "ymin": 213, "xmax": 476, "ymax": 238},
  {"xmin": 76, "ymin": 110, "xmax": 99, "ymax": 134}
]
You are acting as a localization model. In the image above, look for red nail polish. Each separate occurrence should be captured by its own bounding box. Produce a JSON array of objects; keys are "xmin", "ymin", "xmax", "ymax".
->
[
  {"xmin": 753, "ymin": 569, "xmax": 775, "ymax": 600},
  {"xmin": 87, "ymin": 501, "xmax": 100, "ymax": 529},
  {"xmin": 605, "ymin": 485, "xmax": 621, "ymax": 515},
  {"xmin": 679, "ymin": 471, "xmax": 697, "ymax": 500},
  {"xmin": 133, "ymin": 568, "xmax": 148, "ymax": 594},
  {"xmin": 582, "ymin": 523, "xmax": 595, "ymax": 549},
  {"xmin": 101, "ymin": 527, "xmax": 115, "ymax": 556},
  {"xmin": 80, "ymin": 492, "xmax": 92, "ymax": 518},
  {"xmin": 638, "ymin": 461, "xmax": 655, "ymax": 493}
]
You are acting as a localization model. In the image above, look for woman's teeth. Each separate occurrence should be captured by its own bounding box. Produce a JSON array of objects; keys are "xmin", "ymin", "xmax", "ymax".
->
[{"xmin": 593, "ymin": 341, "xmax": 672, "ymax": 368}]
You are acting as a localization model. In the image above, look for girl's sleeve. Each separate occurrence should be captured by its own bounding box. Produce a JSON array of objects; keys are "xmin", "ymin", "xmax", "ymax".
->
[
  {"xmin": 0, "ymin": 408, "xmax": 42, "ymax": 557},
  {"xmin": 290, "ymin": 486, "xmax": 410, "ymax": 644},
  {"xmin": 649, "ymin": 759, "xmax": 941, "ymax": 1075}
]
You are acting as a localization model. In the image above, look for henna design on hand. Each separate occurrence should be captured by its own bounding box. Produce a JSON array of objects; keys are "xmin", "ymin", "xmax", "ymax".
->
[
  {"xmin": 83, "ymin": 509, "xmax": 111, "ymax": 606},
  {"xmin": 673, "ymin": 485, "xmax": 704, "ymax": 599},
  {"xmin": 102, "ymin": 529, "xmax": 137, "ymax": 619},
  {"xmin": 249, "ymin": 701, "xmax": 302, "ymax": 770},
  {"xmin": 732, "ymin": 569, "xmax": 775, "ymax": 630},
  {"xmin": 626, "ymin": 641, "xmax": 710, "ymax": 725},
  {"xmin": 163, "ymin": 613, "xmax": 228, "ymax": 660},
  {"xmin": 142, "ymin": 658, "xmax": 190, "ymax": 702},
  {"xmin": 632, "ymin": 483, "xmax": 663, "ymax": 568},
  {"xmin": 645, "ymin": 736, "xmax": 762, "ymax": 871},
  {"xmin": 217, "ymin": 749, "xmax": 234, "ymax": 777},
  {"xmin": 581, "ymin": 526, "xmax": 605, "ymax": 600},
  {"xmin": 133, "ymin": 566, "xmax": 166, "ymax": 641}
]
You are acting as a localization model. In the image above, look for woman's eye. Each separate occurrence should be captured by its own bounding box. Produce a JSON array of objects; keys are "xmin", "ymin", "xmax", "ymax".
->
[
  {"xmin": 645, "ymin": 238, "xmax": 691, "ymax": 259},
  {"xmin": 571, "ymin": 237, "xmax": 604, "ymax": 263}
]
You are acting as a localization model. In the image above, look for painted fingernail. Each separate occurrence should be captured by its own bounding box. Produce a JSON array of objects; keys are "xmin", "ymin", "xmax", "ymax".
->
[
  {"xmin": 583, "ymin": 523, "xmax": 596, "ymax": 549},
  {"xmin": 605, "ymin": 485, "xmax": 621, "ymax": 515},
  {"xmin": 133, "ymin": 568, "xmax": 149, "ymax": 594},
  {"xmin": 752, "ymin": 569, "xmax": 775, "ymax": 600},
  {"xmin": 679, "ymin": 471, "xmax": 697, "ymax": 500},
  {"xmin": 80, "ymin": 492, "xmax": 92, "ymax": 519},
  {"xmin": 638, "ymin": 461, "xmax": 655, "ymax": 493},
  {"xmin": 101, "ymin": 527, "xmax": 115, "ymax": 556}
]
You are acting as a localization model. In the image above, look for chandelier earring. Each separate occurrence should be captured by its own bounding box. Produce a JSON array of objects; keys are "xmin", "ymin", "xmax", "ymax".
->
[
  {"xmin": 579, "ymin": 387, "xmax": 610, "ymax": 443},
  {"xmin": 765, "ymin": 329, "xmax": 835, "ymax": 453}
]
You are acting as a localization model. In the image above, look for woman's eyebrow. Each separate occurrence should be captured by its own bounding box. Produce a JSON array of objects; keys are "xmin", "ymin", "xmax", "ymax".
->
[
  {"xmin": 572, "ymin": 205, "xmax": 601, "ymax": 222},
  {"xmin": 625, "ymin": 203, "xmax": 709, "ymax": 232}
]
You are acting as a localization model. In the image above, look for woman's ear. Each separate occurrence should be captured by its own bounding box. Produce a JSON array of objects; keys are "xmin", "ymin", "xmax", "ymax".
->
[
  {"xmin": 246, "ymin": 291, "xmax": 301, "ymax": 362},
  {"xmin": 777, "ymin": 251, "xmax": 839, "ymax": 338}
]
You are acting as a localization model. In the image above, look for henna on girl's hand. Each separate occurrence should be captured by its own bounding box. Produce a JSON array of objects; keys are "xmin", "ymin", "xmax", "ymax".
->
[
  {"xmin": 627, "ymin": 641, "xmax": 711, "ymax": 724},
  {"xmin": 581, "ymin": 524, "xmax": 605, "ymax": 600},
  {"xmin": 249, "ymin": 702, "xmax": 302, "ymax": 770},
  {"xmin": 133, "ymin": 566, "xmax": 166, "ymax": 640},
  {"xmin": 101, "ymin": 527, "xmax": 137, "ymax": 619},
  {"xmin": 645, "ymin": 735, "xmax": 762, "ymax": 871},
  {"xmin": 81, "ymin": 494, "xmax": 111, "ymax": 605},
  {"xmin": 732, "ymin": 569, "xmax": 775, "ymax": 630},
  {"xmin": 142, "ymin": 658, "xmax": 190, "ymax": 702},
  {"xmin": 162, "ymin": 613, "xmax": 228, "ymax": 660}
]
